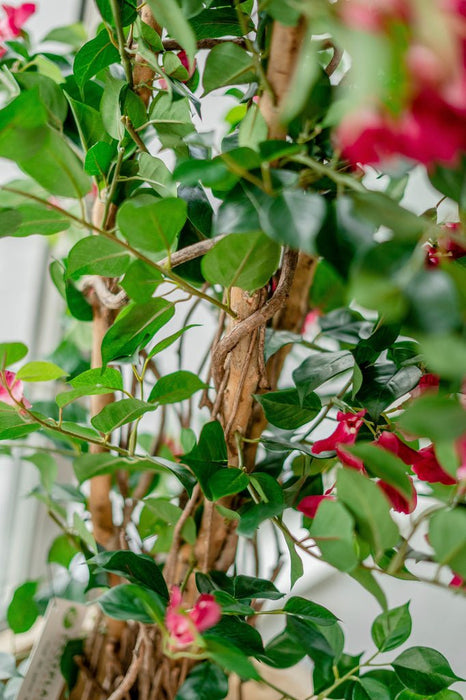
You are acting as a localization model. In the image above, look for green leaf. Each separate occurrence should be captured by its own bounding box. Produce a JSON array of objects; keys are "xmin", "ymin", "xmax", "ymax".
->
[
  {"xmin": 42, "ymin": 22, "xmax": 88, "ymax": 49},
  {"xmin": 0, "ymin": 90, "xmax": 48, "ymax": 162},
  {"xmin": 353, "ymin": 678, "xmax": 391, "ymax": 700},
  {"xmin": 311, "ymin": 259, "xmax": 346, "ymax": 313},
  {"xmin": 0, "ymin": 407, "xmax": 38, "ymax": 440},
  {"xmin": 348, "ymin": 444, "xmax": 413, "ymax": 502},
  {"xmin": 17, "ymin": 361, "xmax": 66, "ymax": 382},
  {"xmin": 25, "ymin": 452, "xmax": 58, "ymax": 492},
  {"xmin": 121, "ymin": 260, "xmax": 162, "ymax": 303},
  {"xmin": 98, "ymin": 583, "xmax": 166, "ymax": 623},
  {"xmin": 48, "ymin": 534, "xmax": 79, "ymax": 569},
  {"xmin": 209, "ymin": 468, "xmax": 249, "ymax": 500},
  {"xmin": 351, "ymin": 192, "xmax": 425, "ymax": 241},
  {"xmin": 148, "ymin": 325, "xmax": 198, "ymax": 359},
  {"xmin": 203, "ymin": 42, "xmax": 255, "ymax": 94},
  {"xmin": 0, "ymin": 208, "xmax": 21, "ymax": 237},
  {"xmin": 73, "ymin": 30, "xmax": 120, "ymax": 88},
  {"xmin": 138, "ymin": 153, "xmax": 177, "ymax": 198},
  {"xmin": 57, "ymin": 367, "xmax": 123, "ymax": 407},
  {"xmin": 419, "ymin": 334, "xmax": 466, "ymax": 381},
  {"xmin": 148, "ymin": 370, "xmax": 206, "ymax": 405},
  {"xmin": 234, "ymin": 575, "xmax": 283, "ymax": 601},
  {"xmin": 372, "ymin": 603, "xmax": 412, "ymax": 652},
  {"xmin": 117, "ymin": 196, "xmax": 187, "ymax": 254},
  {"xmin": 7, "ymin": 581, "xmax": 39, "ymax": 633},
  {"xmin": 18, "ymin": 127, "xmax": 91, "ymax": 199},
  {"xmin": 146, "ymin": 0, "xmax": 196, "ymax": 61},
  {"xmin": 284, "ymin": 597, "xmax": 338, "ymax": 627},
  {"xmin": 293, "ymin": 351, "xmax": 354, "ymax": 402},
  {"xmin": 205, "ymin": 638, "xmax": 260, "ymax": 681},
  {"xmin": 85, "ymin": 141, "xmax": 115, "ymax": 177},
  {"xmin": 67, "ymin": 236, "xmax": 131, "ymax": 278},
  {"xmin": 202, "ymin": 231, "xmax": 281, "ymax": 292},
  {"xmin": 283, "ymin": 530, "xmax": 304, "ymax": 587},
  {"xmin": 396, "ymin": 691, "xmax": 463, "ymax": 700},
  {"xmin": 176, "ymin": 662, "xmax": 229, "ymax": 700},
  {"xmin": 73, "ymin": 512, "xmax": 97, "ymax": 554},
  {"xmin": 89, "ymin": 550, "xmax": 168, "ymax": 599},
  {"xmin": 190, "ymin": 8, "xmax": 249, "ymax": 39},
  {"xmin": 9, "ymin": 204, "xmax": 70, "ymax": 238},
  {"xmin": 398, "ymin": 395, "xmax": 466, "ymax": 442},
  {"xmin": 255, "ymin": 389, "xmax": 321, "ymax": 429},
  {"xmin": 310, "ymin": 499, "xmax": 358, "ymax": 572},
  {"xmin": 60, "ymin": 638, "xmax": 84, "ymax": 693},
  {"xmin": 392, "ymin": 647, "xmax": 464, "ymax": 695},
  {"xmin": 429, "ymin": 508, "xmax": 466, "ymax": 579},
  {"xmin": 95, "ymin": 0, "xmax": 138, "ymax": 26},
  {"xmin": 337, "ymin": 470, "xmax": 399, "ymax": 559},
  {"xmin": 356, "ymin": 364, "xmax": 421, "ymax": 420},
  {"xmin": 182, "ymin": 421, "xmax": 227, "ymax": 499},
  {"xmin": 261, "ymin": 190, "xmax": 326, "ymax": 253},
  {"xmin": 0, "ymin": 343, "xmax": 28, "ymax": 368},
  {"xmin": 263, "ymin": 630, "xmax": 306, "ymax": 669},
  {"xmin": 101, "ymin": 298, "xmax": 175, "ymax": 365},
  {"xmin": 91, "ymin": 398, "xmax": 156, "ymax": 434},
  {"xmin": 66, "ymin": 96, "xmax": 112, "ymax": 152}
]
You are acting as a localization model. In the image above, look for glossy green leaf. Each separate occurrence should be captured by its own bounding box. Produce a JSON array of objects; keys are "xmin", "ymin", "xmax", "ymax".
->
[
  {"xmin": 89, "ymin": 550, "xmax": 168, "ymax": 599},
  {"xmin": 263, "ymin": 630, "xmax": 306, "ymax": 669},
  {"xmin": 209, "ymin": 468, "xmax": 249, "ymax": 500},
  {"xmin": 117, "ymin": 196, "xmax": 187, "ymax": 254},
  {"xmin": 7, "ymin": 204, "xmax": 71, "ymax": 238},
  {"xmin": 101, "ymin": 298, "xmax": 175, "ymax": 365},
  {"xmin": 17, "ymin": 361, "xmax": 66, "ymax": 382},
  {"xmin": 0, "ymin": 343, "xmax": 28, "ymax": 368},
  {"xmin": 91, "ymin": 398, "xmax": 156, "ymax": 434},
  {"xmin": 419, "ymin": 334, "xmax": 466, "ymax": 381},
  {"xmin": 233, "ymin": 575, "xmax": 283, "ymax": 601},
  {"xmin": 66, "ymin": 96, "xmax": 111, "ymax": 152},
  {"xmin": 262, "ymin": 190, "xmax": 326, "ymax": 253},
  {"xmin": 254, "ymin": 389, "xmax": 321, "ymax": 429},
  {"xmin": 73, "ymin": 30, "xmax": 120, "ymax": 88},
  {"xmin": 146, "ymin": 0, "xmax": 196, "ymax": 61},
  {"xmin": 337, "ymin": 469, "xmax": 399, "ymax": 558},
  {"xmin": 176, "ymin": 662, "xmax": 229, "ymax": 700},
  {"xmin": 148, "ymin": 325, "xmax": 198, "ymax": 359},
  {"xmin": 371, "ymin": 603, "xmax": 412, "ymax": 652},
  {"xmin": 0, "ymin": 407, "xmax": 38, "ymax": 440},
  {"xmin": 95, "ymin": 0, "xmax": 138, "ymax": 25},
  {"xmin": 84, "ymin": 141, "xmax": 115, "ymax": 177},
  {"xmin": 182, "ymin": 421, "xmax": 227, "ymax": 499},
  {"xmin": 203, "ymin": 42, "xmax": 255, "ymax": 94},
  {"xmin": 7, "ymin": 581, "xmax": 39, "ymax": 633},
  {"xmin": 293, "ymin": 350, "xmax": 354, "ymax": 402},
  {"xmin": 284, "ymin": 597, "xmax": 338, "ymax": 627},
  {"xmin": 398, "ymin": 395, "xmax": 466, "ymax": 442},
  {"xmin": 205, "ymin": 638, "xmax": 260, "ymax": 681},
  {"xmin": 202, "ymin": 231, "xmax": 280, "ymax": 292},
  {"xmin": 191, "ymin": 8, "xmax": 249, "ymax": 39},
  {"xmin": 392, "ymin": 647, "xmax": 464, "ymax": 695},
  {"xmin": 98, "ymin": 583, "xmax": 165, "ymax": 623},
  {"xmin": 67, "ymin": 236, "xmax": 131, "ymax": 278},
  {"xmin": 310, "ymin": 499, "xmax": 358, "ymax": 572},
  {"xmin": 138, "ymin": 153, "xmax": 176, "ymax": 198},
  {"xmin": 48, "ymin": 534, "xmax": 79, "ymax": 569},
  {"xmin": 148, "ymin": 370, "xmax": 206, "ymax": 405},
  {"xmin": 351, "ymin": 192, "xmax": 425, "ymax": 241},
  {"xmin": 121, "ymin": 260, "xmax": 162, "ymax": 303},
  {"xmin": 0, "ymin": 90, "xmax": 48, "ymax": 162},
  {"xmin": 429, "ymin": 509, "xmax": 466, "ymax": 579},
  {"xmin": 353, "ymin": 678, "xmax": 391, "ymax": 700}
]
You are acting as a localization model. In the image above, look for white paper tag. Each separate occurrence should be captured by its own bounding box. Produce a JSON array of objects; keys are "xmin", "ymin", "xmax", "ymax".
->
[{"xmin": 17, "ymin": 598, "xmax": 87, "ymax": 700}]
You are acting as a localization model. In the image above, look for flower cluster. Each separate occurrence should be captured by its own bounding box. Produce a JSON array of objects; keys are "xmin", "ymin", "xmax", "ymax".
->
[
  {"xmin": 336, "ymin": 0, "xmax": 466, "ymax": 167},
  {"xmin": 0, "ymin": 3, "xmax": 35, "ymax": 58},
  {"xmin": 165, "ymin": 586, "xmax": 221, "ymax": 649}
]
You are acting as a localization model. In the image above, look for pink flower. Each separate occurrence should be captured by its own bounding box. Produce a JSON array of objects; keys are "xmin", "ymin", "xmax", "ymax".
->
[
  {"xmin": 338, "ymin": 0, "xmax": 408, "ymax": 32},
  {"xmin": 410, "ymin": 373, "xmax": 440, "ymax": 398},
  {"xmin": 0, "ymin": 3, "xmax": 35, "ymax": 56},
  {"xmin": 450, "ymin": 574, "xmax": 465, "ymax": 587},
  {"xmin": 165, "ymin": 586, "xmax": 221, "ymax": 648},
  {"xmin": 297, "ymin": 493, "xmax": 335, "ymax": 519},
  {"xmin": 378, "ymin": 477, "xmax": 417, "ymax": 514},
  {"xmin": 376, "ymin": 431, "xmax": 420, "ymax": 465},
  {"xmin": 411, "ymin": 445, "xmax": 456, "ymax": 485},
  {"xmin": 0, "ymin": 370, "xmax": 31, "ymax": 410},
  {"xmin": 312, "ymin": 410, "xmax": 366, "ymax": 471},
  {"xmin": 302, "ymin": 309, "xmax": 321, "ymax": 340},
  {"xmin": 336, "ymin": 108, "xmax": 399, "ymax": 168}
]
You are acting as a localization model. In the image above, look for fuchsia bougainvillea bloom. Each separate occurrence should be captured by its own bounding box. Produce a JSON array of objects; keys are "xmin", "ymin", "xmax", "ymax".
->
[
  {"xmin": 411, "ymin": 445, "xmax": 457, "ymax": 485},
  {"xmin": 165, "ymin": 586, "xmax": 221, "ymax": 648},
  {"xmin": 0, "ymin": 3, "xmax": 35, "ymax": 57},
  {"xmin": 312, "ymin": 410, "xmax": 366, "ymax": 471},
  {"xmin": 0, "ymin": 370, "xmax": 31, "ymax": 410},
  {"xmin": 336, "ymin": 0, "xmax": 466, "ymax": 167},
  {"xmin": 378, "ymin": 477, "xmax": 417, "ymax": 514},
  {"xmin": 297, "ymin": 492, "xmax": 336, "ymax": 519}
]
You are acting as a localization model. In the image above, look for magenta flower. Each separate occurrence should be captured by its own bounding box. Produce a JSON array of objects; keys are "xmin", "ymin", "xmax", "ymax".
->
[
  {"xmin": 0, "ymin": 370, "xmax": 31, "ymax": 410},
  {"xmin": 410, "ymin": 373, "xmax": 440, "ymax": 398},
  {"xmin": 165, "ymin": 586, "xmax": 221, "ymax": 649},
  {"xmin": 312, "ymin": 410, "xmax": 366, "ymax": 471},
  {"xmin": 376, "ymin": 431, "xmax": 420, "ymax": 466},
  {"xmin": 297, "ymin": 493, "xmax": 335, "ymax": 519},
  {"xmin": 338, "ymin": 0, "xmax": 408, "ymax": 32},
  {"xmin": 411, "ymin": 446, "xmax": 456, "ymax": 486},
  {"xmin": 450, "ymin": 574, "xmax": 465, "ymax": 588},
  {"xmin": 0, "ymin": 3, "xmax": 35, "ymax": 57},
  {"xmin": 378, "ymin": 477, "xmax": 417, "ymax": 514}
]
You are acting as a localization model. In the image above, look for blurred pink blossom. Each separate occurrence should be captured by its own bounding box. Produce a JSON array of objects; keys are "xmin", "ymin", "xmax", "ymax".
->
[
  {"xmin": 165, "ymin": 586, "xmax": 221, "ymax": 648},
  {"xmin": 0, "ymin": 370, "xmax": 31, "ymax": 410},
  {"xmin": 0, "ymin": 3, "xmax": 35, "ymax": 57}
]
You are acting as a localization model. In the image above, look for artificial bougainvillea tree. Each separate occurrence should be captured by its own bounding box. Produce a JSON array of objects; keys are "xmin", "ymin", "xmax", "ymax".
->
[{"xmin": 0, "ymin": 0, "xmax": 465, "ymax": 698}]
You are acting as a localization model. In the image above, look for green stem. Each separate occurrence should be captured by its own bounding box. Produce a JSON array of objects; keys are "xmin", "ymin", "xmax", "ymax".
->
[
  {"xmin": 109, "ymin": 0, "xmax": 133, "ymax": 86},
  {"xmin": 122, "ymin": 116, "xmax": 149, "ymax": 153},
  {"xmin": 102, "ymin": 144, "xmax": 125, "ymax": 229},
  {"xmin": 289, "ymin": 154, "xmax": 366, "ymax": 192}
]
